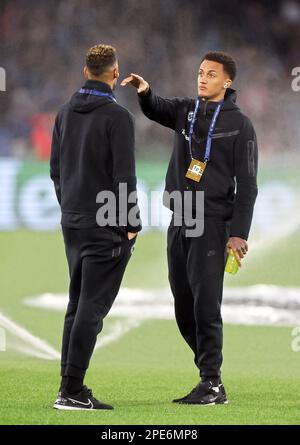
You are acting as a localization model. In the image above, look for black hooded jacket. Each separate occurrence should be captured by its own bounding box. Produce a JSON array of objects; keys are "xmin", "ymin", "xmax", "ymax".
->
[
  {"xmin": 50, "ymin": 80, "xmax": 141, "ymax": 233},
  {"xmin": 138, "ymin": 88, "xmax": 258, "ymax": 240}
]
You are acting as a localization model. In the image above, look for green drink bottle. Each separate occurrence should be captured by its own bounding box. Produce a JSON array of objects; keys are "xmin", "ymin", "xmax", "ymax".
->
[{"xmin": 225, "ymin": 249, "xmax": 239, "ymax": 274}]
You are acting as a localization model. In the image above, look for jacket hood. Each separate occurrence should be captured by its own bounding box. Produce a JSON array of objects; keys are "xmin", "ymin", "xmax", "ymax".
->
[
  {"xmin": 198, "ymin": 88, "xmax": 239, "ymax": 114},
  {"xmin": 70, "ymin": 80, "xmax": 116, "ymax": 113}
]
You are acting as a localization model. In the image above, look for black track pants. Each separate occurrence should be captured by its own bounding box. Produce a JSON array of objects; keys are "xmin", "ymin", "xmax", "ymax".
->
[
  {"xmin": 60, "ymin": 226, "xmax": 136, "ymax": 379},
  {"xmin": 167, "ymin": 216, "xmax": 230, "ymax": 380}
]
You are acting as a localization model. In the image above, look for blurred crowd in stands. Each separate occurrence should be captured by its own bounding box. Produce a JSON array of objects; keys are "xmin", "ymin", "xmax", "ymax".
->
[{"xmin": 0, "ymin": 0, "xmax": 299, "ymax": 159}]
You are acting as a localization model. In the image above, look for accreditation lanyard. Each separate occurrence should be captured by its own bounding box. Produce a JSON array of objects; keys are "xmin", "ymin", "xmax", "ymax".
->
[
  {"xmin": 188, "ymin": 98, "xmax": 224, "ymax": 162},
  {"xmin": 185, "ymin": 98, "xmax": 223, "ymax": 182},
  {"xmin": 78, "ymin": 88, "xmax": 117, "ymax": 103}
]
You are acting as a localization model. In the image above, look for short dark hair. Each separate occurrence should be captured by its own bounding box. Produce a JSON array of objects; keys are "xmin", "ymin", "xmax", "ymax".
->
[
  {"xmin": 86, "ymin": 44, "xmax": 117, "ymax": 76},
  {"xmin": 201, "ymin": 51, "xmax": 237, "ymax": 81}
]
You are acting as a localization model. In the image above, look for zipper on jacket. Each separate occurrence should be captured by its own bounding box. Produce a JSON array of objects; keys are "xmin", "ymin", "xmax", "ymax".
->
[{"xmin": 202, "ymin": 98, "xmax": 208, "ymax": 116}]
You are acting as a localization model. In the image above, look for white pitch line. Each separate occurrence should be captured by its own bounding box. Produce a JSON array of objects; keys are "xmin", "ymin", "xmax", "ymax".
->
[
  {"xmin": 0, "ymin": 311, "xmax": 60, "ymax": 360},
  {"xmin": 249, "ymin": 209, "xmax": 300, "ymax": 253},
  {"xmin": 13, "ymin": 344, "xmax": 60, "ymax": 361},
  {"xmin": 94, "ymin": 318, "xmax": 141, "ymax": 350},
  {"xmin": 24, "ymin": 286, "xmax": 300, "ymax": 327}
]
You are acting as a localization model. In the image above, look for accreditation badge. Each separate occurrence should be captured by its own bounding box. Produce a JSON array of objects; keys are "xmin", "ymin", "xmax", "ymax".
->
[{"xmin": 185, "ymin": 159, "xmax": 207, "ymax": 182}]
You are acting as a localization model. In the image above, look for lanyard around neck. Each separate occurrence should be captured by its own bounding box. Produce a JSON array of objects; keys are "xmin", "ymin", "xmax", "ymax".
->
[
  {"xmin": 188, "ymin": 98, "xmax": 223, "ymax": 162},
  {"xmin": 79, "ymin": 88, "xmax": 117, "ymax": 103}
]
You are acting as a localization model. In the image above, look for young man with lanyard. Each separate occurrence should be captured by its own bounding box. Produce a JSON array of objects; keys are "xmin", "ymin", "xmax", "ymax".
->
[
  {"xmin": 121, "ymin": 51, "xmax": 258, "ymax": 405},
  {"xmin": 50, "ymin": 44, "xmax": 141, "ymax": 410}
]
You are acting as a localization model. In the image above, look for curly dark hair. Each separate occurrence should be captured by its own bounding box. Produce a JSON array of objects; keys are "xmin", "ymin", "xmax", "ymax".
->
[{"xmin": 86, "ymin": 44, "xmax": 117, "ymax": 76}]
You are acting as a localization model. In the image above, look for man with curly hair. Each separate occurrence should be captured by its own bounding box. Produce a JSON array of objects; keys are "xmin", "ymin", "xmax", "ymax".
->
[{"xmin": 51, "ymin": 44, "xmax": 141, "ymax": 410}]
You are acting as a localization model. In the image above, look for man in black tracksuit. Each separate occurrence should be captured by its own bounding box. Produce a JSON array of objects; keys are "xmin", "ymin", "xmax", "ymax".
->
[
  {"xmin": 50, "ymin": 44, "xmax": 141, "ymax": 410},
  {"xmin": 122, "ymin": 51, "xmax": 258, "ymax": 405}
]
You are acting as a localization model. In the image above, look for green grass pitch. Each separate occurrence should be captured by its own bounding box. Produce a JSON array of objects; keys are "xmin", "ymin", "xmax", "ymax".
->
[{"xmin": 0, "ymin": 230, "xmax": 300, "ymax": 425}]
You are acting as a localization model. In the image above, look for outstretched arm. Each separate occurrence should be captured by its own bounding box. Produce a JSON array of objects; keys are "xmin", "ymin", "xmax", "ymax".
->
[{"xmin": 121, "ymin": 73, "xmax": 179, "ymax": 130}]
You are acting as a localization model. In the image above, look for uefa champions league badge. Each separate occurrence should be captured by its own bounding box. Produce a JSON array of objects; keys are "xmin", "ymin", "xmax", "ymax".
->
[{"xmin": 188, "ymin": 111, "xmax": 194, "ymax": 122}]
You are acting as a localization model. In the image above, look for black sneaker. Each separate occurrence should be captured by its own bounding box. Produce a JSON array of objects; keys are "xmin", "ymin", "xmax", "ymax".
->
[
  {"xmin": 53, "ymin": 386, "xmax": 114, "ymax": 410},
  {"xmin": 54, "ymin": 391, "xmax": 62, "ymax": 405},
  {"xmin": 172, "ymin": 383, "xmax": 200, "ymax": 403},
  {"xmin": 173, "ymin": 381, "xmax": 228, "ymax": 405}
]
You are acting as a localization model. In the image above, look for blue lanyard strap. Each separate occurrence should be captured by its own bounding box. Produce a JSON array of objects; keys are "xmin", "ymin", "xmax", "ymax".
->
[
  {"xmin": 78, "ymin": 88, "xmax": 117, "ymax": 102},
  {"xmin": 188, "ymin": 98, "xmax": 224, "ymax": 162}
]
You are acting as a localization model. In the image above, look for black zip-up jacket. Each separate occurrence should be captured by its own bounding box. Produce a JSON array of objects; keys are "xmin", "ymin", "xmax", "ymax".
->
[
  {"xmin": 50, "ymin": 80, "xmax": 142, "ymax": 233},
  {"xmin": 138, "ymin": 88, "xmax": 258, "ymax": 240}
]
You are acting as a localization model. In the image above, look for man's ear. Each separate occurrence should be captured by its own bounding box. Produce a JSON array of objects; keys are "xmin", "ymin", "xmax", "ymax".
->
[
  {"xmin": 224, "ymin": 79, "xmax": 232, "ymax": 89},
  {"xmin": 113, "ymin": 67, "xmax": 120, "ymax": 80},
  {"xmin": 83, "ymin": 65, "xmax": 89, "ymax": 80}
]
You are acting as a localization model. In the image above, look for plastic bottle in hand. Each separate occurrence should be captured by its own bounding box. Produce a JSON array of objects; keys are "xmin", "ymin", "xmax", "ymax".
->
[{"xmin": 225, "ymin": 249, "xmax": 239, "ymax": 274}]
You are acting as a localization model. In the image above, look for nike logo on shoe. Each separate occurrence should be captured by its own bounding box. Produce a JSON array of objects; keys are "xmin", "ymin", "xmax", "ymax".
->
[
  {"xmin": 208, "ymin": 381, "xmax": 221, "ymax": 393},
  {"xmin": 68, "ymin": 397, "xmax": 94, "ymax": 409}
]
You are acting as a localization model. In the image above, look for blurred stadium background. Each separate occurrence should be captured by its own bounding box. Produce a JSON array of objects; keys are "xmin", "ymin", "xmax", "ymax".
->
[{"xmin": 0, "ymin": 0, "xmax": 300, "ymax": 425}]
